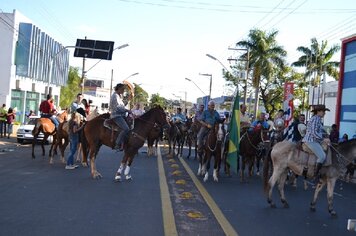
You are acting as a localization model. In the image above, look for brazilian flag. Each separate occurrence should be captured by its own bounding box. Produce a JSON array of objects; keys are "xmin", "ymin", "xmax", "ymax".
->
[{"xmin": 227, "ymin": 93, "xmax": 240, "ymax": 174}]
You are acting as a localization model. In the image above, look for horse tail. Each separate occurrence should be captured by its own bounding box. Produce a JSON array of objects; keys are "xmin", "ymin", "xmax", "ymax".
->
[
  {"xmin": 263, "ymin": 147, "xmax": 272, "ymax": 194},
  {"xmin": 80, "ymin": 128, "xmax": 89, "ymax": 162}
]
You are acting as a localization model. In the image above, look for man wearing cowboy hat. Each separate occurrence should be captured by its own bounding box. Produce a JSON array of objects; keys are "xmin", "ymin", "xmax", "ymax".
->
[
  {"xmin": 302, "ymin": 104, "xmax": 331, "ymax": 182},
  {"xmin": 110, "ymin": 83, "xmax": 131, "ymax": 151}
]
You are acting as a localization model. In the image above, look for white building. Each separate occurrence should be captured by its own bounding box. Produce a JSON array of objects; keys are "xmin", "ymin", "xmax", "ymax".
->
[
  {"xmin": 0, "ymin": 10, "xmax": 69, "ymax": 122},
  {"xmin": 308, "ymin": 80, "xmax": 338, "ymax": 127}
]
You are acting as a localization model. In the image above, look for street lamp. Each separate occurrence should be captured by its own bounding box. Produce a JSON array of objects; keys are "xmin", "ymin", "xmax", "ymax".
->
[
  {"xmin": 185, "ymin": 78, "xmax": 207, "ymax": 96},
  {"xmin": 206, "ymin": 53, "xmax": 231, "ymax": 72},
  {"xmin": 199, "ymin": 73, "xmax": 212, "ymax": 100},
  {"xmin": 85, "ymin": 44, "xmax": 129, "ymax": 73},
  {"xmin": 123, "ymin": 72, "xmax": 139, "ymax": 81}
]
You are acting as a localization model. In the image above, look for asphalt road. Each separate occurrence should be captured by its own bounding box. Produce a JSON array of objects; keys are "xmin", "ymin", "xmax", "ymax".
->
[{"xmin": 1, "ymin": 142, "xmax": 355, "ymax": 236}]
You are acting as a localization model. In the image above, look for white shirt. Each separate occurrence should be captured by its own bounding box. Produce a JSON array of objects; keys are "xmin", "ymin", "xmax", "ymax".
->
[{"xmin": 110, "ymin": 92, "xmax": 127, "ymax": 118}]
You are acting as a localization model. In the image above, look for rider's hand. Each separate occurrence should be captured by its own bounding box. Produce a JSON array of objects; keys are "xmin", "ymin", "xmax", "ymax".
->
[
  {"xmin": 207, "ymin": 124, "xmax": 212, "ymax": 129},
  {"xmin": 324, "ymin": 138, "xmax": 331, "ymax": 146}
]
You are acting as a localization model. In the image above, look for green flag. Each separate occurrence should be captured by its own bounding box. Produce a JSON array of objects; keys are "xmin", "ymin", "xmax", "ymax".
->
[{"xmin": 227, "ymin": 93, "xmax": 240, "ymax": 174}]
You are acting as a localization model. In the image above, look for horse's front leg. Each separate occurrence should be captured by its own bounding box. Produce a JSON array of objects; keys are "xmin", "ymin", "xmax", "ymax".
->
[
  {"xmin": 240, "ymin": 156, "xmax": 246, "ymax": 182},
  {"xmin": 310, "ymin": 179, "xmax": 326, "ymax": 212},
  {"xmin": 90, "ymin": 150, "xmax": 102, "ymax": 179},
  {"xmin": 326, "ymin": 177, "xmax": 337, "ymax": 217},
  {"xmin": 114, "ymin": 162, "xmax": 126, "ymax": 182},
  {"xmin": 49, "ymin": 141, "xmax": 56, "ymax": 164},
  {"xmin": 41, "ymin": 134, "xmax": 49, "ymax": 158}
]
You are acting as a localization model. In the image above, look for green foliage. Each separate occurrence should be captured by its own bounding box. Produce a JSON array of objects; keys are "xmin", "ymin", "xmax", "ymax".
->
[
  {"xmin": 292, "ymin": 38, "xmax": 340, "ymax": 83},
  {"xmin": 133, "ymin": 83, "xmax": 149, "ymax": 104},
  {"xmin": 59, "ymin": 67, "xmax": 81, "ymax": 109},
  {"xmin": 149, "ymin": 93, "xmax": 165, "ymax": 108}
]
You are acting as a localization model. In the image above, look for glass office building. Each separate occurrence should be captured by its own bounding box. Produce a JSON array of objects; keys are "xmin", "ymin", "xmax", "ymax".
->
[{"xmin": 0, "ymin": 10, "xmax": 69, "ymax": 123}]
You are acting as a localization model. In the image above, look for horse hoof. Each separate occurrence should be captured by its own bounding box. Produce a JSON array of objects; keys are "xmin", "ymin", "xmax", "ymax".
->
[
  {"xmin": 271, "ymin": 203, "xmax": 276, "ymax": 208},
  {"xmin": 81, "ymin": 162, "xmax": 88, "ymax": 168},
  {"xmin": 330, "ymin": 211, "xmax": 337, "ymax": 217},
  {"xmin": 126, "ymin": 175, "xmax": 132, "ymax": 181},
  {"xmin": 310, "ymin": 206, "xmax": 316, "ymax": 212},
  {"xmin": 283, "ymin": 202, "xmax": 289, "ymax": 208}
]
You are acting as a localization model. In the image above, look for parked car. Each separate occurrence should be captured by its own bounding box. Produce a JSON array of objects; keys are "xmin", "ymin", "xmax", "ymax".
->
[{"xmin": 16, "ymin": 116, "xmax": 53, "ymax": 144}]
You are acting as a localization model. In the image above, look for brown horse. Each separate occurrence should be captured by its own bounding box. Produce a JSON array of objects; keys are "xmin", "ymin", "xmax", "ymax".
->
[
  {"xmin": 264, "ymin": 139, "xmax": 356, "ymax": 216},
  {"xmin": 197, "ymin": 123, "xmax": 225, "ymax": 182},
  {"xmin": 31, "ymin": 110, "xmax": 68, "ymax": 159},
  {"xmin": 81, "ymin": 106, "xmax": 169, "ymax": 180},
  {"xmin": 239, "ymin": 127, "xmax": 270, "ymax": 182},
  {"xmin": 147, "ymin": 123, "xmax": 162, "ymax": 157},
  {"xmin": 186, "ymin": 118, "xmax": 201, "ymax": 159}
]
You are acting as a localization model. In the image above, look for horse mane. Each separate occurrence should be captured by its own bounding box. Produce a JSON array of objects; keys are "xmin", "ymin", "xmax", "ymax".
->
[{"xmin": 134, "ymin": 106, "xmax": 163, "ymax": 126}]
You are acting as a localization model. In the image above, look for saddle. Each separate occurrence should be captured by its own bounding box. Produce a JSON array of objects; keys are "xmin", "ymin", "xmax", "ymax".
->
[{"xmin": 103, "ymin": 119, "xmax": 120, "ymax": 131}]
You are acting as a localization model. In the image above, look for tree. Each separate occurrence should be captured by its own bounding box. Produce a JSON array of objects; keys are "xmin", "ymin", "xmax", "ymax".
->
[
  {"xmin": 149, "ymin": 93, "xmax": 165, "ymax": 108},
  {"xmin": 133, "ymin": 83, "xmax": 149, "ymax": 105},
  {"xmin": 236, "ymin": 29, "xmax": 287, "ymax": 117},
  {"xmin": 292, "ymin": 38, "xmax": 340, "ymax": 85},
  {"xmin": 60, "ymin": 66, "xmax": 81, "ymax": 109}
]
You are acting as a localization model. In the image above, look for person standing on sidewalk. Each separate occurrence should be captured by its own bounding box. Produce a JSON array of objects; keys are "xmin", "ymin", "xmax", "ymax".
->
[
  {"xmin": 0, "ymin": 104, "xmax": 7, "ymax": 138},
  {"xmin": 6, "ymin": 107, "xmax": 16, "ymax": 139},
  {"xmin": 65, "ymin": 112, "xmax": 85, "ymax": 170}
]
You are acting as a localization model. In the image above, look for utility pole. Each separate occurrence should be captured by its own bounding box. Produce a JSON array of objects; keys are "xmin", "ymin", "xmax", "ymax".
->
[
  {"xmin": 81, "ymin": 36, "xmax": 87, "ymax": 94},
  {"xmin": 110, "ymin": 69, "xmax": 114, "ymax": 96},
  {"xmin": 228, "ymin": 47, "xmax": 249, "ymax": 105}
]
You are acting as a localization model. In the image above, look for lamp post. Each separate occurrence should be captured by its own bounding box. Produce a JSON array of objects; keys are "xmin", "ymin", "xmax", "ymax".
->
[
  {"xmin": 123, "ymin": 72, "xmax": 139, "ymax": 81},
  {"xmin": 185, "ymin": 78, "xmax": 207, "ymax": 96},
  {"xmin": 86, "ymin": 43, "xmax": 129, "ymax": 94},
  {"xmin": 199, "ymin": 73, "xmax": 212, "ymax": 100},
  {"xmin": 47, "ymin": 45, "xmax": 111, "ymax": 95}
]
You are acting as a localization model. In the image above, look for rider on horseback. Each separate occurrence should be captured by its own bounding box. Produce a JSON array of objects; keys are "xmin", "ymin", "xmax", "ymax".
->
[
  {"xmin": 302, "ymin": 104, "xmax": 330, "ymax": 182},
  {"xmin": 39, "ymin": 94, "xmax": 59, "ymax": 128},
  {"xmin": 171, "ymin": 107, "xmax": 186, "ymax": 135},
  {"xmin": 197, "ymin": 100, "xmax": 223, "ymax": 156},
  {"xmin": 110, "ymin": 83, "xmax": 132, "ymax": 151}
]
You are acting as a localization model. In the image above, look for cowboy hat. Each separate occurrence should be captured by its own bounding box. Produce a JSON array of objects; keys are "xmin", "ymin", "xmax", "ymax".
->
[{"xmin": 311, "ymin": 104, "xmax": 330, "ymax": 112}]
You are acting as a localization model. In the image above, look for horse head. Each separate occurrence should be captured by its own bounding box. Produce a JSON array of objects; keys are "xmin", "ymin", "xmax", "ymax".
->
[{"xmin": 216, "ymin": 123, "xmax": 225, "ymax": 142}]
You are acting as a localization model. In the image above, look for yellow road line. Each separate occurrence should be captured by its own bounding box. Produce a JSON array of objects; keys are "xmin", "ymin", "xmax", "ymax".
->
[
  {"xmin": 179, "ymin": 157, "xmax": 239, "ymax": 236},
  {"xmin": 157, "ymin": 146, "xmax": 178, "ymax": 236}
]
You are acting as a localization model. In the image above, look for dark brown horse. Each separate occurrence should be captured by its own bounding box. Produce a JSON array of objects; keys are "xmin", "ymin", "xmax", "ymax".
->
[
  {"xmin": 81, "ymin": 106, "xmax": 169, "ymax": 180},
  {"xmin": 31, "ymin": 110, "xmax": 68, "ymax": 160},
  {"xmin": 197, "ymin": 123, "xmax": 225, "ymax": 182},
  {"xmin": 264, "ymin": 139, "xmax": 356, "ymax": 216},
  {"xmin": 186, "ymin": 118, "xmax": 201, "ymax": 159},
  {"xmin": 165, "ymin": 120, "xmax": 187, "ymax": 158},
  {"xmin": 146, "ymin": 123, "xmax": 162, "ymax": 157},
  {"xmin": 239, "ymin": 126, "xmax": 270, "ymax": 182}
]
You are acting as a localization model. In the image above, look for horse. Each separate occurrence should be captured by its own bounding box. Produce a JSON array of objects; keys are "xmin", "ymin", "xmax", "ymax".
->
[
  {"xmin": 186, "ymin": 118, "xmax": 201, "ymax": 159},
  {"xmin": 147, "ymin": 123, "xmax": 162, "ymax": 157},
  {"xmin": 263, "ymin": 139, "xmax": 356, "ymax": 216},
  {"xmin": 49, "ymin": 109, "xmax": 99, "ymax": 165},
  {"xmin": 81, "ymin": 106, "xmax": 169, "ymax": 180},
  {"xmin": 165, "ymin": 120, "xmax": 187, "ymax": 158},
  {"xmin": 31, "ymin": 110, "xmax": 68, "ymax": 160},
  {"xmin": 197, "ymin": 123, "xmax": 226, "ymax": 182},
  {"xmin": 239, "ymin": 126, "xmax": 270, "ymax": 182}
]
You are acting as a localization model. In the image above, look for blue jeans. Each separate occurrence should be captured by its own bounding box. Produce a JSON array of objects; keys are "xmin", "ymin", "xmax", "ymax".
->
[
  {"xmin": 67, "ymin": 134, "xmax": 79, "ymax": 166},
  {"xmin": 305, "ymin": 142, "xmax": 326, "ymax": 164},
  {"xmin": 0, "ymin": 120, "xmax": 7, "ymax": 137},
  {"xmin": 113, "ymin": 116, "xmax": 129, "ymax": 146},
  {"xmin": 50, "ymin": 116, "xmax": 59, "ymax": 128},
  {"xmin": 197, "ymin": 126, "xmax": 209, "ymax": 153}
]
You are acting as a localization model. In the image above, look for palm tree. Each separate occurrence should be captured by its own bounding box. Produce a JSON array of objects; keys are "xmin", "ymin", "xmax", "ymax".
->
[
  {"xmin": 237, "ymin": 29, "xmax": 287, "ymax": 117},
  {"xmin": 292, "ymin": 38, "xmax": 340, "ymax": 85},
  {"xmin": 292, "ymin": 38, "xmax": 340, "ymax": 107}
]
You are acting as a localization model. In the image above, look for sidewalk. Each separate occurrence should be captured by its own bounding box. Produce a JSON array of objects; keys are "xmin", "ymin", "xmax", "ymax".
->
[{"xmin": 0, "ymin": 134, "xmax": 21, "ymax": 152}]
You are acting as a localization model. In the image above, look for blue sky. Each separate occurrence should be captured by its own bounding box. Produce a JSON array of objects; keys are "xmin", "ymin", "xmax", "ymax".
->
[{"xmin": 2, "ymin": 0, "xmax": 356, "ymax": 103}]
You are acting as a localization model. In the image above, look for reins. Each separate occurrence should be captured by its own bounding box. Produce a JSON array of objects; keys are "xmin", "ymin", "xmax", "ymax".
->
[{"xmin": 329, "ymin": 144, "xmax": 350, "ymax": 168}]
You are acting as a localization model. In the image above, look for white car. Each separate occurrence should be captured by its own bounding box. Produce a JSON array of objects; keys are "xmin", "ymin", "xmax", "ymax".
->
[{"xmin": 16, "ymin": 116, "xmax": 53, "ymax": 144}]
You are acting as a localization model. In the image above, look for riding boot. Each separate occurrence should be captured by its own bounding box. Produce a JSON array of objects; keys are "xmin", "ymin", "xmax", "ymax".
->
[{"xmin": 312, "ymin": 163, "xmax": 323, "ymax": 184}]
